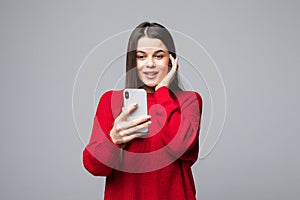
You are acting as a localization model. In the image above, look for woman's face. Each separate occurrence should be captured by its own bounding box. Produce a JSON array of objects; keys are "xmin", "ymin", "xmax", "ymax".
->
[{"xmin": 136, "ymin": 37, "xmax": 170, "ymax": 92}]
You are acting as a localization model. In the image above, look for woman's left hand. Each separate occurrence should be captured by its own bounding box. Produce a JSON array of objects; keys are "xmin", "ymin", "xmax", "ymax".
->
[{"xmin": 155, "ymin": 54, "xmax": 178, "ymax": 91}]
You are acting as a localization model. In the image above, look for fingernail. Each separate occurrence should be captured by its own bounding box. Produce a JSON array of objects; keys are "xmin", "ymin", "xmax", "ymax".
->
[
  {"xmin": 147, "ymin": 115, "xmax": 152, "ymax": 119},
  {"xmin": 147, "ymin": 121, "xmax": 152, "ymax": 125}
]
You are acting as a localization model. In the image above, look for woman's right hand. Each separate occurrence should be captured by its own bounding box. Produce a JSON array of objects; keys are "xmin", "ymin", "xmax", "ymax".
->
[{"xmin": 110, "ymin": 103, "xmax": 151, "ymax": 145}]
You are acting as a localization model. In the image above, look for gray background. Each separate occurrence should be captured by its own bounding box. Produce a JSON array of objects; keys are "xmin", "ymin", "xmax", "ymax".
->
[{"xmin": 1, "ymin": 0, "xmax": 299, "ymax": 199}]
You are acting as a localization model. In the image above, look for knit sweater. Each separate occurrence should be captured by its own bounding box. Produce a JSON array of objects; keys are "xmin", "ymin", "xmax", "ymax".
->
[{"xmin": 83, "ymin": 86, "xmax": 202, "ymax": 200}]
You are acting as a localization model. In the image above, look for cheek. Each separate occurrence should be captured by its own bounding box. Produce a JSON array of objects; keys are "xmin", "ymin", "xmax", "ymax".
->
[
  {"xmin": 159, "ymin": 66, "xmax": 169, "ymax": 79},
  {"xmin": 136, "ymin": 61, "xmax": 143, "ymax": 73},
  {"xmin": 136, "ymin": 60, "xmax": 142, "ymax": 69},
  {"xmin": 163, "ymin": 60, "xmax": 170, "ymax": 71},
  {"xmin": 157, "ymin": 59, "xmax": 169, "ymax": 68}
]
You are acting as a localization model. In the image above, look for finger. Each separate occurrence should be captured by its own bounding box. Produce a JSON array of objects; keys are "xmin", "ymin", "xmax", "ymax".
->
[
  {"xmin": 169, "ymin": 54, "xmax": 174, "ymax": 64},
  {"xmin": 117, "ymin": 103, "xmax": 138, "ymax": 120},
  {"xmin": 119, "ymin": 121, "xmax": 152, "ymax": 136},
  {"xmin": 120, "ymin": 115, "xmax": 151, "ymax": 130},
  {"xmin": 169, "ymin": 54, "xmax": 178, "ymax": 71},
  {"xmin": 114, "ymin": 107, "xmax": 124, "ymax": 123},
  {"xmin": 121, "ymin": 132, "xmax": 147, "ymax": 143},
  {"xmin": 115, "ymin": 115, "xmax": 151, "ymax": 131}
]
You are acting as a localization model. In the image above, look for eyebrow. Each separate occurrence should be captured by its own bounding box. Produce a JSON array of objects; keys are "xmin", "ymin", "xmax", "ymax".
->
[{"xmin": 136, "ymin": 50, "xmax": 167, "ymax": 54}]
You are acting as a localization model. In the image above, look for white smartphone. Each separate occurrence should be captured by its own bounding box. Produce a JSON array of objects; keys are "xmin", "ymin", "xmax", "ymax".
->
[{"xmin": 123, "ymin": 88, "xmax": 148, "ymax": 133}]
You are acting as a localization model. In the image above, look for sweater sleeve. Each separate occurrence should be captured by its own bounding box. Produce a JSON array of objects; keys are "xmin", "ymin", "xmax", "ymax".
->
[
  {"xmin": 153, "ymin": 86, "xmax": 202, "ymax": 164},
  {"xmin": 82, "ymin": 91, "xmax": 122, "ymax": 176}
]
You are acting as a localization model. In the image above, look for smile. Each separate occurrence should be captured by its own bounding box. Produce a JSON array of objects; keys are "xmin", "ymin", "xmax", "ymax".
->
[{"xmin": 143, "ymin": 71, "xmax": 158, "ymax": 79}]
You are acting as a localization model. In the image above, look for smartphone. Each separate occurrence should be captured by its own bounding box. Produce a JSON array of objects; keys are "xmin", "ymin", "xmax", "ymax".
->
[{"xmin": 123, "ymin": 89, "xmax": 148, "ymax": 133}]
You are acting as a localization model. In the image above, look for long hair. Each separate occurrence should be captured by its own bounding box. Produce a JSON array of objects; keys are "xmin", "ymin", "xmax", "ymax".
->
[{"xmin": 125, "ymin": 22, "xmax": 183, "ymax": 91}]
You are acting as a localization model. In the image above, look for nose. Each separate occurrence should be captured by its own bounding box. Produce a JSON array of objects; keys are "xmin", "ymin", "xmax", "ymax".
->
[{"xmin": 146, "ymin": 56, "xmax": 155, "ymax": 68}]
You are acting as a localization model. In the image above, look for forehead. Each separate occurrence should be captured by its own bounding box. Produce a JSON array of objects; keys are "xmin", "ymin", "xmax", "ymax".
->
[{"xmin": 137, "ymin": 37, "xmax": 168, "ymax": 51}]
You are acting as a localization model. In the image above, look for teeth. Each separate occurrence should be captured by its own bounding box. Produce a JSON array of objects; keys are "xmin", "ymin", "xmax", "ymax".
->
[{"xmin": 145, "ymin": 72, "xmax": 157, "ymax": 75}]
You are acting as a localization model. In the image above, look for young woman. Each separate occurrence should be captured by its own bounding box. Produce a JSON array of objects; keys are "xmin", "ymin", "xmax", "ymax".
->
[{"xmin": 83, "ymin": 22, "xmax": 203, "ymax": 200}]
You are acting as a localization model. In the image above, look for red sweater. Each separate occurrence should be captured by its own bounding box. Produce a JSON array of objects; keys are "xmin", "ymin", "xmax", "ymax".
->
[{"xmin": 83, "ymin": 86, "xmax": 202, "ymax": 200}]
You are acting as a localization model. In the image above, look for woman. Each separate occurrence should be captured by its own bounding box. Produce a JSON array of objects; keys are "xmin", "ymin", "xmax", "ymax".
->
[{"xmin": 83, "ymin": 22, "xmax": 202, "ymax": 200}]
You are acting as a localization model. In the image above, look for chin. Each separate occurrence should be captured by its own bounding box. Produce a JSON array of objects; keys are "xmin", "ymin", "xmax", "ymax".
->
[{"xmin": 143, "ymin": 80, "xmax": 159, "ymax": 87}]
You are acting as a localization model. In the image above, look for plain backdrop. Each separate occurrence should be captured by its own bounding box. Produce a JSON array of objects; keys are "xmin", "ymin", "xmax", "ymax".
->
[{"xmin": 1, "ymin": 0, "xmax": 299, "ymax": 199}]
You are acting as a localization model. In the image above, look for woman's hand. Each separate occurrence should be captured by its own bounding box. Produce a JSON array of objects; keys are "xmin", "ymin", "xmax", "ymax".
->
[
  {"xmin": 155, "ymin": 54, "xmax": 178, "ymax": 91},
  {"xmin": 110, "ymin": 104, "xmax": 151, "ymax": 145}
]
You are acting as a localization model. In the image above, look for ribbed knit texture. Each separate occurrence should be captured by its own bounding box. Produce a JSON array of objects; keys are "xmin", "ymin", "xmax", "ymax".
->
[{"xmin": 83, "ymin": 86, "xmax": 202, "ymax": 200}]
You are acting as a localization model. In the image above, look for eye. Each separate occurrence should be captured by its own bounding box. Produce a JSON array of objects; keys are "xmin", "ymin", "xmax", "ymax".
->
[
  {"xmin": 136, "ymin": 55, "xmax": 146, "ymax": 60},
  {"xmin": 155, "ymin": 54, "xmax": 164, "ymax": 59}
]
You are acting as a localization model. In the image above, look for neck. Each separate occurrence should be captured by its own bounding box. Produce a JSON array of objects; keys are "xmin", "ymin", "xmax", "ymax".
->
[{"xmin": 140, "ymin": 85, "xmax": 155, "ymax": 93}]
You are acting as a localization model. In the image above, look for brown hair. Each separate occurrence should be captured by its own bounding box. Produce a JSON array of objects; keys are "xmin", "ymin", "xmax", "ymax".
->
[{"xmin": 125, "ymin": 22, "xmax": 183, "ymax": 91}]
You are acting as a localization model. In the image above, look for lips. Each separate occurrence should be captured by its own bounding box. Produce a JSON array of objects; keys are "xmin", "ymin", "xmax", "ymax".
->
[{"xmin": 143, "ymin": 71, "xmax": 158, "ymax": 79}]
